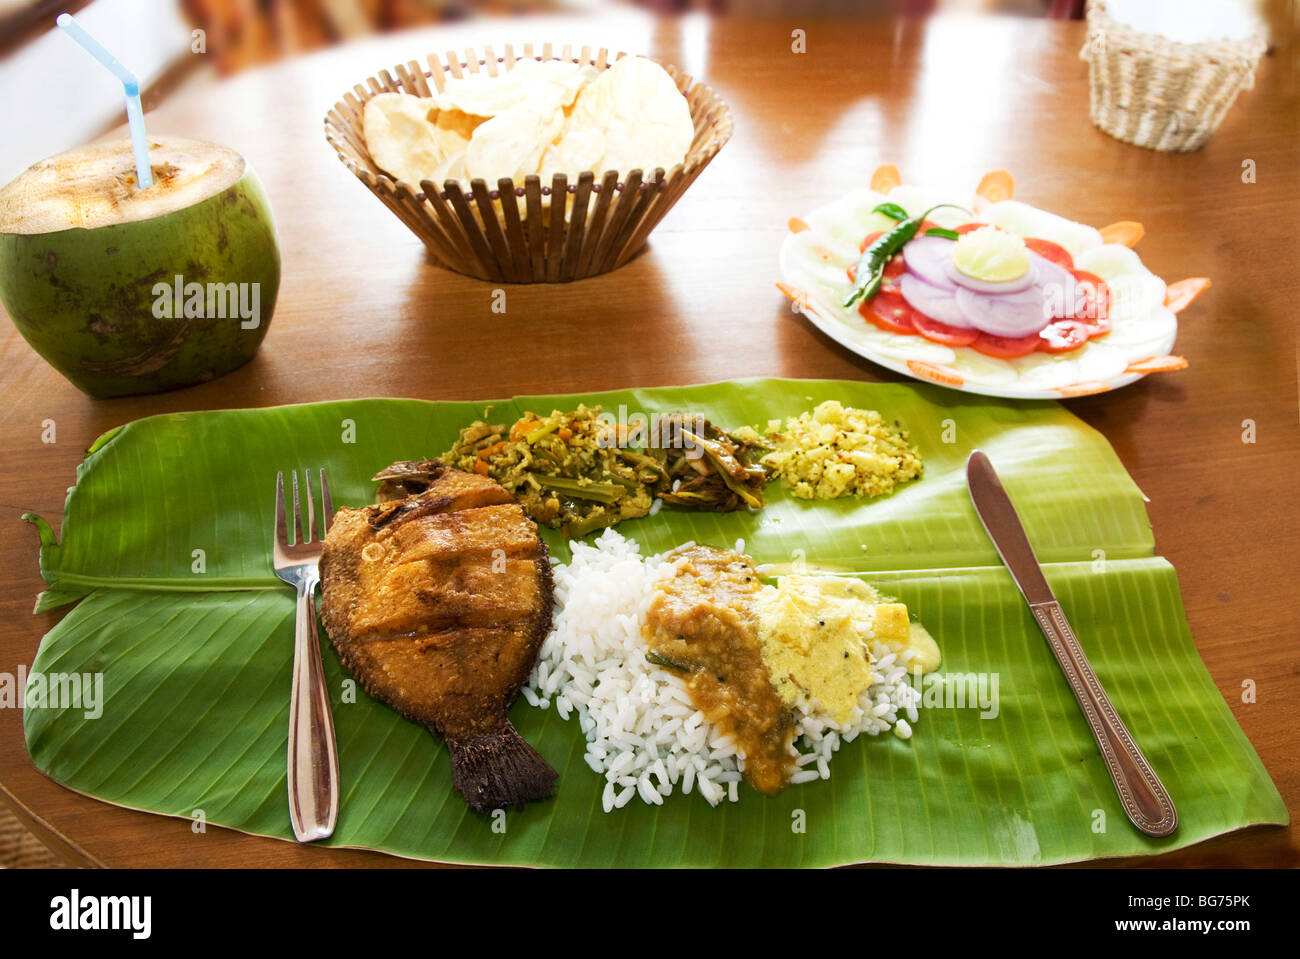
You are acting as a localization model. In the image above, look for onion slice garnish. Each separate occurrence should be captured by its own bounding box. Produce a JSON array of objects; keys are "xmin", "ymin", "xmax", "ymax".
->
[
  {"xmin": 955, "ymin": 286, "xmax": 1052, "ymax": 338},
  {"xmin": 899, "ymin": 274, "xmax": 972, "ymax": 328},
  {"xmin": 1029, "ymin": 255, "xmax": 1079, "ymax": 318},
  {"xmin": 902, "ymin": 236, "xmax": 959, "ymax": 290},
  {"xmin": 896, "ymin": 236, "xmax": 1082, "ymax": 339}
]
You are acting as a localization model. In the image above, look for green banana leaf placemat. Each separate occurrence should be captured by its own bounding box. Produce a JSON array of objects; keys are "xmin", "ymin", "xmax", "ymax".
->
[{"xmin": 22, "ymin": 378, "xmax": 1285, "ymax": 866}]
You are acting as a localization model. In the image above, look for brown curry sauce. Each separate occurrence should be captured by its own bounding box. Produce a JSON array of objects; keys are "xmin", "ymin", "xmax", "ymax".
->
[{"xmin": 643, "ymin": 545, "xmax": 795, "ymax": 794}]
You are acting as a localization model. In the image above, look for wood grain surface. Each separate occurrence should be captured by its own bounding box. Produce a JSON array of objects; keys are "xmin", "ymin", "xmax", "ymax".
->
[{"xmin": 0, "ymin": 9, "xmax": 1295, "ymax": 868}]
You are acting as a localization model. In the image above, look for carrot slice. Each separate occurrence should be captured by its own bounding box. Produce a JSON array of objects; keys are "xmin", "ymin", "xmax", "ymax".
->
[
  {"xmin": 1055, "ymin": 381, "xmax": 1112, "ymax": 397},
  {"xmin": 1164, "ymin": 277, "xmax": 1211, "ymax": 313},
  {"xmin": 975, "ymin": 169, "xmax": 1015, "ymax": 204},
  {"xmin": 906, "ymin": 360, "xmax": 964, "ymax": 387},
  {"xmin": 870, "ymin": 163, "xmax": 901, "ymax": 193},
  {"xmin": 787, "ymin": 216, "xmax": 810, "ymax": 234},
  {"xmin": 1126, "ymin": 355, "xmax": 1189, "ymax": 374},
  {"xmin": 1100, "ymin": 220, "xmax": 1144, "ymax": 247},
  {"xmin": 775, "ymin": 282, "xmax": 815, "ymax": 314}
]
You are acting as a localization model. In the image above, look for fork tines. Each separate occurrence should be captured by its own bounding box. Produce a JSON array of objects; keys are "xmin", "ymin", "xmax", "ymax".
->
[{"xmin": 275, "ymin": 469, "xmax": 334, "ymax": 547}]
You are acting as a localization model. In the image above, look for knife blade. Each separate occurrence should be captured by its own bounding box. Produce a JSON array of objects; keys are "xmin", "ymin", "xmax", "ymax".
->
[{"xmin": 966, "ymin": 450, "xmax": 1178, "ymax": 839}]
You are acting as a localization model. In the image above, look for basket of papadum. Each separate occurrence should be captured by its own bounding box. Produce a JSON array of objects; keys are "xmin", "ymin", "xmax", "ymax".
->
[{"xmin": 324, "ymin": 42, "xmax": 733, "ymax": 283}]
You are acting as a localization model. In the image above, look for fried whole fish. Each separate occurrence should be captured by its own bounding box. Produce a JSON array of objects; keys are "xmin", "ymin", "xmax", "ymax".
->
[{"xmin": 319, "ymin": 459, "xmax": 557, "ymax": 812}]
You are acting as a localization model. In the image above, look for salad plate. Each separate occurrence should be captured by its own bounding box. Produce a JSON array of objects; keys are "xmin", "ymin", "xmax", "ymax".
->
[{"xmin": 778, "ymin": 166, "xmax": 1209, "ymax": 400}]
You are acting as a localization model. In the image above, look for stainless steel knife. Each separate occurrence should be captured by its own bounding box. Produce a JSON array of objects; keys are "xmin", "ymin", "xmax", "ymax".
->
[{"xmin": 966, "ymin": 449, "xmax": 1178, "ymax": 838}]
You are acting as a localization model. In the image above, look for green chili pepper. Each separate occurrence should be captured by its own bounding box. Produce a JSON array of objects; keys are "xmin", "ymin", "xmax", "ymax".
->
[
  {"xmin": 843, "ymin": 203, "xmax": 970, "ymax": 309},
  {"xmin": 925, "ymin": 226, "xmax": 961, "ymax": 241},
  {"xmin": 646, "ymin": 650, "xmax": 700, "ymax": 673}
]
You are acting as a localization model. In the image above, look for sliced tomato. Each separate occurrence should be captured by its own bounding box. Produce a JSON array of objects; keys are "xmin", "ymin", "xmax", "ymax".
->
[
  {"xmin": 1024, "ymin": 237, "xmax": 1074, "ymax": 270},
  {"xmin": 1070, "ymin": 269, "xmax": 1111, "ymax": 336},
  {"xmin": 954, "ymin": 222, "xmax": 984, "ymax": 235},
  {"xmin": 972, "ymin": 331, "xmax": 1041, "ymax": 358},
  {"xmin": 910, "ymin": 311, "xmax": 979, "ymax": 347},
  {"xmin": 1038, "ymin": 320, "xmax": 1090, "ymax": 353},
  {"xmin": 860, "ymin": 289, "xmax": 917, "ymax": 334},
  {"xmin": 859, "ymin": 230, "xmax": 882, "ymax": 252}
]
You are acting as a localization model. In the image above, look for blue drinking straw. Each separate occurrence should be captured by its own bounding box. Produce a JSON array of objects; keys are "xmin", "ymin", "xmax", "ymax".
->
[{"xmin": 56, "ymin": 13, "xmax": 152, "ymax": 189}]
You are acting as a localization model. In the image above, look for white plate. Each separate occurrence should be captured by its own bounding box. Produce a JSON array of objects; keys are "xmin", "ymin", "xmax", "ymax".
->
[{"xmin": 777, "ymin": 187, "xmax": 1179, "ymax": 400}]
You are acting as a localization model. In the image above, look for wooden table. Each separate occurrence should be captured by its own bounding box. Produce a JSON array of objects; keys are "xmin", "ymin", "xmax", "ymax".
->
[{"xmin": 1, "ymin": 10, "xmax": 1295, "ymax": 868}]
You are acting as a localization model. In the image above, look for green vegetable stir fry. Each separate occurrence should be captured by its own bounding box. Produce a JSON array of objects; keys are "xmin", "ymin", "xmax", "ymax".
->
[{"xmin": 441, "ymin": 406, "xmax": 767, "ymax": 537}]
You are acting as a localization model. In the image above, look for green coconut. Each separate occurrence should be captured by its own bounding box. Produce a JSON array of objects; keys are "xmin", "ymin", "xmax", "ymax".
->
[{"xmin": 0, "ymin": 136, "xmax": 280, "ymax": 397}]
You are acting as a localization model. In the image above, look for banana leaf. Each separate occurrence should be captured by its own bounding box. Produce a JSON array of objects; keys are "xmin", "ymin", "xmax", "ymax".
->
[{"xmin": 22, "ymin": 379, "xmax": 1286, "ymax": 866}]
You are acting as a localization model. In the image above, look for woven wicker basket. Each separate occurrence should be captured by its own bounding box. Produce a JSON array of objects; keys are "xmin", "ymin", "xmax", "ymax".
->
[
  {"xmin": 1079, "ymin": 0, "xmax": 1266, "ymax": 152},
  {"xmin": 324, "ymin": 43, "xmax": 732, "ymax": 282}
]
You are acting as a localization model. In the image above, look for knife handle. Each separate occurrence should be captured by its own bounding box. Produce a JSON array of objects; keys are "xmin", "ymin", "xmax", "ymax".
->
[{"xmin": 1030, "ymin": 601, "xmax": 1178, "ymax": 838}]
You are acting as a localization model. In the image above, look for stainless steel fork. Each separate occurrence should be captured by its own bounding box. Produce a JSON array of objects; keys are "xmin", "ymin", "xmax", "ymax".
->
[{"xmin": 272, "ymin": 469, "xmax": 340, "ymax": 842}]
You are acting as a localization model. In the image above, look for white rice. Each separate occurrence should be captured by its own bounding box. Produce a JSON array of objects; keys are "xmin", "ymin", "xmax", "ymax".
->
[{"xmin": 524, "ymin": 528, "xmax": 924, "ymax": 809}]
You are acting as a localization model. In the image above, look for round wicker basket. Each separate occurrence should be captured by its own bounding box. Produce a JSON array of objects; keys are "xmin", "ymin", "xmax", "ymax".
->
[
  {"xmin": 1079, "ymin": 0, "xmax": 1266, "ymax": 152},
  {"xmin": 325, "ymin": 43, "xmax": 733, "ymax": 283}
]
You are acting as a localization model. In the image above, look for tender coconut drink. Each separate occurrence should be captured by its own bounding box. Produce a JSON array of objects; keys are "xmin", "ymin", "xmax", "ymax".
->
[{"xmin": 0, "ymin": 136, "xmax": 280, "ymax": 397}]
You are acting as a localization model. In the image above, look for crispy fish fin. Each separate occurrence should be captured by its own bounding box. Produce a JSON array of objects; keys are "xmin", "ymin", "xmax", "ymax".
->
[{"xmin": 447, "ymin": 723, "xmax": 558, "ymax": 813}]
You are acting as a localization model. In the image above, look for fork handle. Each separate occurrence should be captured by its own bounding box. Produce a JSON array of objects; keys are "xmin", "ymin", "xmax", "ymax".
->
[
  {"xmin": 287, "ymin": 579, "xmax": 340, "ymax": 842},
  {"xmin": 1030, "ymin": 600, "xmax": 1177, "ymax": 838}
]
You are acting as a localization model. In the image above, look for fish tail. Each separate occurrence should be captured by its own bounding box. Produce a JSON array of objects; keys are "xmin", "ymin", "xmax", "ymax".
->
[{"xmin": 446, "ymin": 723, "xmax": 558, "ymax": 813}]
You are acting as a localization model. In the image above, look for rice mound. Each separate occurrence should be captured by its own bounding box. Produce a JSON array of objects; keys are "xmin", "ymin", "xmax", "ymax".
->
[{"xmin": 523, "ymin": 529, "xmax": 924, "ymax": 811}]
